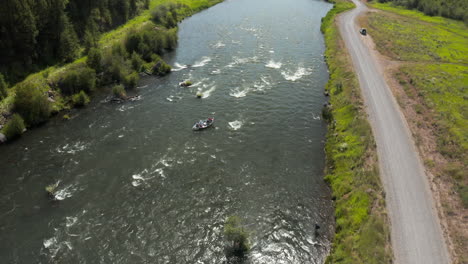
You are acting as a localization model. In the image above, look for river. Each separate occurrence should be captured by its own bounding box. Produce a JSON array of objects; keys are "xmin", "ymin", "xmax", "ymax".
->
[{"xmin": 0, "ymin": 0, "xmax": 333, "ymax": 263}]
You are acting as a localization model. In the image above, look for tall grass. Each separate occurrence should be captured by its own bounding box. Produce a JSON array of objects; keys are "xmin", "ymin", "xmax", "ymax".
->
[{"xmin": 322, "ymin": 0, "xmax": 392, "ymax": 263}]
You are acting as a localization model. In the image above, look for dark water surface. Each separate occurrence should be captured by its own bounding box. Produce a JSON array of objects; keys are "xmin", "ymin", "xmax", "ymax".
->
[{"xmin": 0, "ymin": 0, "xmax": 334, "ymax": 263}]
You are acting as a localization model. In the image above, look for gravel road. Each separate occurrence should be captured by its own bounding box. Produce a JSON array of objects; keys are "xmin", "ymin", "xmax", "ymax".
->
[{"xmin": 337, "ymin": 1, "xmax": 451, "ymax": 263}]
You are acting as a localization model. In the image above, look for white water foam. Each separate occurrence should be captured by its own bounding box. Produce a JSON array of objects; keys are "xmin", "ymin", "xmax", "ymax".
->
[
  {"xmin": 261, "ymin": 76, "xmax": 271, "ymax": 86},
  {"xmin": 66, "ymin": 216, "xmax": 78, "ymax": 227},
  {"xmin": 229, "ymin": 120, "xmax": 243, "ymax": 130},
  {"xmin": 226, "ymin": 56, "xmax": 258, "ymax": 68},
  {"xmin": 172, "ymin": 62, "xmax": 187, "ymax": 71},
  {"xmin": 212, "ymin": 41, "xmax": 225, "ymax": 48},
  {"xmin": 211, "ymin": 69, "xmax": 221, "ymax": 75},
  {"xmin": 265, "ymin": 60, "xmax": 282, "ymax": 69},
  {"xmin": 281, "ymin": 67, "xmax": 312, "ymax": 81},
  {"xmin": 56, "ymin": 141, "xmax": 88, "ymax": 154},
  {"xmin": 198, "ymin": 84, "xmax": 216, "ymax": 98},
  {"xmin": 54, "ymin": 184, "xmax": 77, "ymax": 201},
  {"xmin": 229, "ymin": 87, "xmax": 249, "ymax": 98},
  {"xmin": 193, "ymin": 57, "xmax": 211, "ymax": 68}
]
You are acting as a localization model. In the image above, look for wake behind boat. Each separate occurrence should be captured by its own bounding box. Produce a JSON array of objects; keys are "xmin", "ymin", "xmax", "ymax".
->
[{"xmin": 192, "ymin": 118, "xmax": 214, "ymax": 131}]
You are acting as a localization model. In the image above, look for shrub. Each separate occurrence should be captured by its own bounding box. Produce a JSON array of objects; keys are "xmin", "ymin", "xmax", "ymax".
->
[
  {"xmin": 123, "ymin": 71, "xmax": 140, "ymax": 89},
  {"xmin": 2, "ymin": 114, "xmax": 25, "ymax": 140},
  {"xmin": 14, "ymin": 77, "xmax": 52, "ymax": 126},
  {"xmin": 112, "ymin": 84, "xmax": 127, "ymax": 99},
  {"xmin": 0, "ymin": 73, "xmax": 7, "ymax": 100},
  {"xmin": 152, "ymin": 59, "xmax": 172, "ymax": 76},
  {"xmin": 87, "ymin": 48, "xmax": 103, "ymax": 72},
  {"xmin": 72, "ymin": 90, "xmax": 90, "ymax": 107},
  {"xmin": 59, "ymin": 65, "xmax": 96, "ymax": 95},
  {"xmin": 131, "ymin": 52, "xmax": 144, "ymax": 71},
  {"xmin": 224, "ymin": 216, "xmax": 250, "ymax": 261}
]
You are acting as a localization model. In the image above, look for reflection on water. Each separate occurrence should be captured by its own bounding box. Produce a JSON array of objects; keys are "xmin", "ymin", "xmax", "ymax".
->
[{"xmin": 0, "ymin": 0, "xmax": 334, "ymax": 263}]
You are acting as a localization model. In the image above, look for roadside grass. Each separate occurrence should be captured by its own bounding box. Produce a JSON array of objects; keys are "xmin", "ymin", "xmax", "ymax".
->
[
  {"xmin": 365, "ymin": 8, "xmax": 467, "ymax": 63},
  {"xmin": 364, "ymin": 4, "xmax": 467, "ymax": 262},
  {"xmin": 364, "ymin": 3, "xmax": 468, "ymax": 207},
  {"xmin": 322, "ymin": 0, "xmax": 392, "ymax": 263}
]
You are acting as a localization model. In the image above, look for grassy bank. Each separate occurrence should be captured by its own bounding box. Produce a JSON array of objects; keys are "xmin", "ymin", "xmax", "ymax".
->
[
  {"xmin": 0, "ymin": 0, "xmax": 222, "ymax": 141},
  {"xmin": 362, "ymin": 4, "xmax": 467, "ymax": 262},
  {"xmin": 321, "ymin": 1, "xmax": 392, "ymax": 263}
]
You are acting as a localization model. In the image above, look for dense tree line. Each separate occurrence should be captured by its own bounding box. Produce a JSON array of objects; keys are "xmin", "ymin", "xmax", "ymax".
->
[
  {"xmin": 377, "ymin": 0, "xmax": 468, "ymax": 23},
  {"xmin": 0, "ymin": 0, "xmax": 149, "ymax": 83}
]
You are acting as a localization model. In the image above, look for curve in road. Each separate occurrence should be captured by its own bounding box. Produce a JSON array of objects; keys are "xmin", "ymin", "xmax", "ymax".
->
[{"xmin": 337, "ymin": 1, "xmax": 451, "ymax": 263}]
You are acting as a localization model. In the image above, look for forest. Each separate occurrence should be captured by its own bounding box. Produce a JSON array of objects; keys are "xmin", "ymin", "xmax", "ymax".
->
[
  {"xmin": 0, "ymin": 0, "xmax": 150, "ymax": 83},
  {"xmin": 377, "ymin": 0, "xmax": 468, "ymax": 23}
]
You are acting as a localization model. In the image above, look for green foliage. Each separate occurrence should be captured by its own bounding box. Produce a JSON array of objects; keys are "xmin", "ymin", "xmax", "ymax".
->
[
  {"xmin": 224, "ymin": 216, "xmax": 250, "ymax": 260},
  {"xmin": 131, "ymin": 52, "xmax": 145, "ymax": 71},
  {"xmin": 87, "ymin": 48, "xmax": 103, "ymax": 72},
  {"xmin": 322, "ymin": 1, "xmax": 392, "ymax": 263},
  {"xmin": 59, "ymin": 65, "xmax": 97, "ymax": 95},
  {"xmin": 123, "ymin": 71, "xmax": 140, "ymax": 89},
  {"xmin": 125, "ymin": 24, "xmax": 178, "ymax": 60},
  {"xmin": 151, "ymin": 3, "xmax": 185, "ymax": 28},
  {"xmin": 112, "ymin": 84, "xmax": 127, "ymax": 99},
  {"xmin": 366, "ymin": 6, "xmax": 467, "ymax": 209},
  {"xmin": 14, "ymin": 77, "xmax": 51, "ymax": 126},
  {"xmin": 375, "ymin": 0, "xmax": 468, "ymax": 23},
  {"xmin": 59, "ymin": 15, "xmax": 80, "ymax": 63},
  {"xmin": 1, "ymin": 114, "xmax": 25, "ymax": 140},
  {"xmin": 365, "ymin": 9, "xmax": 467, "ymax": 63},
  {"xmin": 72, "ymin": 91, "xmax": 91, "ymax": 107},
  {"xmin": 0, "ymin": 73, "xmax": 8, "ymax": 100},
  {"xmin": 0, "ymin": 0, "xmax": 151, "ymax": 83}
]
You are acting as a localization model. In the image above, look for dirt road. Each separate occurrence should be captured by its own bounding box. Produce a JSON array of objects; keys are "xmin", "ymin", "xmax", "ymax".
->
[{"xmin": 337, "ymin": 1, "xmax": 451, "ymax": 263}]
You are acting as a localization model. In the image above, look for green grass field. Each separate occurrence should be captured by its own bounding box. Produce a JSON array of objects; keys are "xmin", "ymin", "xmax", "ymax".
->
[
  {"xmin": 366, "ymin": 2, "xmax": 467, "ymax": 206},
  {"xmin": 366, "ymin": 3, "xmax": 467, "ymax": 262},
  {"xmin": 322, "ymin": 1, "xmax": 392, "ymax": 263}
]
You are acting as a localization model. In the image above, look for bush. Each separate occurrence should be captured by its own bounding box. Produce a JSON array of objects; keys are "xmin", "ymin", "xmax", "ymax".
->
[
  {"xmin": 14, "ymin": 77, "xmax": 52, "ymax": 126},
  {"xmin": 59, "ymin": 65, "xmax": 96, "ymax": 95},
  {"xmin": 0, "ymin": 73, "xmax": 7, "ymax": 100},
  {"xmin": 87, "ymin": 48, "xmax": 103, "ymax": 72},
  {"xmin": 131, "ymin": 52, "xmax": 144, "ymax": 71},
  {"xmin": 152, "ymin": 59, "xmax": 172, "ymax": 76},
  {"xmin": 112, "ymin": 84, "xmax": 126, "ymax": 99},
  {"xmin": 2, "ymin": 114, "xmax": 25, "ymax": 140},
  {"xmin": 224, "ymin": 216, "xmax": 250, "ymax": 261},
  {"xmin": 123, "ymin": 71, "xmax": 140, "ymax": 89},
  {"xmin": 72, "ymin": 90, "xmax": 90, "ymax": 107}
]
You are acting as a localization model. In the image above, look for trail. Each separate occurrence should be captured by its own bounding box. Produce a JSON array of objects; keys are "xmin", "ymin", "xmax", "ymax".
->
[{"xmin": 338, "ymin": 1, "xmax": 451, "ymax": 263}]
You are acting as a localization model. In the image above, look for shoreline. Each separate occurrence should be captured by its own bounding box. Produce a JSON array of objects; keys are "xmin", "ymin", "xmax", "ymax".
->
[
  {"xmin": 321, "ymin": 0, "xmax": 392, "ymax": 262},
  {"xmin": 0, "ymin": 0, "xmax": 224, "ymax": 143}
]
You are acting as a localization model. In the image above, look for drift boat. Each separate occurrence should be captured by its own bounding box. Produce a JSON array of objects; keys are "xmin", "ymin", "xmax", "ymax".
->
[{"xmin": 192, "ymin": 118, "xmax": 214, "ymax": 130}]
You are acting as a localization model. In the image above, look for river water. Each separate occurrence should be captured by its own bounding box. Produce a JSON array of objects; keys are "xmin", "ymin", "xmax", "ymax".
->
[{"xmin": 0, "ymin": 0, "xmax": 333, "ymax": 263}]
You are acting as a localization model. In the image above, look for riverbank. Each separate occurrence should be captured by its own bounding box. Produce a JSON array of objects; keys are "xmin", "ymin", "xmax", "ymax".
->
[
  {"xmin": 0, "ymin": 0, "xmax": 223, "ymax": 142},
  {"xmin": 321, "ymin": 0, "xmax": 392, "ymax": 262},
  {"xmin": 360, "ymin": 3, "xmax": 467, "ymax": 262}
]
